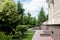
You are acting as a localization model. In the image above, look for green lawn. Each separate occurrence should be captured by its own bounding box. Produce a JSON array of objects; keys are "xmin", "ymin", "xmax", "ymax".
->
[{"xmin": 22, "ymin": 31, "xmax": 35, "ymax": 40}]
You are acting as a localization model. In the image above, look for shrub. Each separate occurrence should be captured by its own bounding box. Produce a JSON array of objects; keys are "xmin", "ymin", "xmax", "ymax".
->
[
  {"xmin": 16, "ymin": 25, "xmax": 28, "ymax": 34},
  {"xmin": 0, "ymin": 32, "xmax": 5, "ymax": 40},
  {"xmin": 12, "ymin": 35, "xmax": 20, "ymax": 39},
  {"xmin": 28, "ymin": 25, "xmax": 34, "ymax": 28},
  {"xmin": 0, "ymin": 32, "xmax": 12, "ymax": 40},
  {"xmin": 12, "ymin": 31, "xmax": 21, "ymax": 40},
  {"xmin": 5, "ymin": 35, "xmax": 12, "ymax": 40}
]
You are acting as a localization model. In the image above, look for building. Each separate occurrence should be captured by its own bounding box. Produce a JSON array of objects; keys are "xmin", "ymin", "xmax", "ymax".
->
[
  {"xmin": 46, "ymin": 0, "xmax": 60, "ymax": 40},
  {"xmin": 47, "ymin": 0, "xmax": 60, "ymax": 24}
]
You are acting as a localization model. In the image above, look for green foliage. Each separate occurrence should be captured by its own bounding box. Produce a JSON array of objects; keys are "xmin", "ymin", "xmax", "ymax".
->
[
  {"xmin": 16, "ymin": 25, "xmax": 28, "ymax": 33},
  {"xmin": 23, "ymin": 16, "xmax": 28, "ymax": 25},
  {"xmin": 0, "ymin": 0, "xmax": 37, "ymax": 40},
  {"xmin": 17, "ymin": 0, "xmax": 24, "ymax": 25},
  {"xmin": 27, "ymin": 13, "xmax": 32, "ymax": 25},
  {"xmin": 0, "ymin": 0, "xmax": 19, "ymax": 34},
  {"xmin": 12, "ymin": 34, "xmax": 20, "ymax": 40},
  {"xmin": 15, "ymin": 25, "xmax": 29, "ymax": 40},
  {"xmin": 0, "ymin": 0, "xmax": 19, "ymax": 23},
  {"xmin": 38, "ymin": 7, "xmax": 47, "ymax": 26},
  {"xmin": 23, "ymin": 13, "xmax": 32, "ymax": 25},
  {"xmin": 0, "ymin": 32, "xmax": 12, "ymax": 40},
  {"xmin": 30, "ymin": 17, "xmax": 37, "ymax": 25},
  {"xmin": 27, "ymin": 13, "xmax": 37, "ymax": 26},
  {"xmin": 27, "ymin": 12, "xmax": 31, "ymax": 18},
  {"xmin": 46, "ymin": 14, "xmax": 48, "ymax": 20},
  {"xmin": 0, "ymin": 32, "xmax": 5, "ymax": 40},
  {"xmin": 23, "ymin": 13, "xmax": 37, "ymax": 26},
  {"xmin": 22, "ymin": 31, "xmax": 35, "ymax": 40},
  {"xmin": 5, "ymin": 35, "xmax": 12, "ymax": 40},
  {"xmin": 17, "ymin": 0, "xmax": 24, "ymax": 15},
  {"xmin": 28, "ymin": 25, "xmax": 34, "ymax": 28},
  {"xmin": 12, "ymin": 30, "xmax": 21, "ymax": 40}
]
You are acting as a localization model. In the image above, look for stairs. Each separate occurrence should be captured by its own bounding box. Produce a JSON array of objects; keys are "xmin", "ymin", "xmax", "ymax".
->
[{"xmin": 40, "ymin": 30, "xmax": 52, "ymax": 35}]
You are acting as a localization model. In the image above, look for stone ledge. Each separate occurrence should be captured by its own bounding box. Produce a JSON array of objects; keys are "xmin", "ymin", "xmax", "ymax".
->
[{"xmin": 43, "ymin": 24, "xmax": 60, "ymax": 26}]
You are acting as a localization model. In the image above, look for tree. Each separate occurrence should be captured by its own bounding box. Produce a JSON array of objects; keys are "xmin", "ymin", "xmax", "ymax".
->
[
  {"xmin": 0, "ymin": 0, "xmax": 19, "ymax": 34},
  {"xmin": 27, "ymin": 12, "xmax": 32, "ymax": 25},
  {"xmin": 38, "ymin": 7, "xmax": 47, "ymax": 26},
  {"xmin": 23, "ymin": 16, "xmax": 28, "ymax": 25},
  {"xmin": 22, "ymin": 12, "xmax": 31, "ymax": 25},
  {"xmin": 31, "ymin": 17, "xmax": 37, "ymax": 25},
  {"xmin": 46, "ymin": 14, "xmax": 48, "ymax": 20},
  {"xmin": 17, "ymin": 0, "xmax": 24, "ymax": 25},
  {"xmin": 27, "ymin": 12, "xmax": 31, "ymax": 18}
]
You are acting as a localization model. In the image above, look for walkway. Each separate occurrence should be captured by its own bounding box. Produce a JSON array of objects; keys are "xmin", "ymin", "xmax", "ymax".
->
[{"xmin": 32, "ymin": 30, "xmax": 54, "ymax": 40}]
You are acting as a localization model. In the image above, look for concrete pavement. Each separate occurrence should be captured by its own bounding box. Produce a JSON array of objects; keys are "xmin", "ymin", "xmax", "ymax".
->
[{"xmin": 32, "ymin": 30, "xmax": 54, "ymax": 40}]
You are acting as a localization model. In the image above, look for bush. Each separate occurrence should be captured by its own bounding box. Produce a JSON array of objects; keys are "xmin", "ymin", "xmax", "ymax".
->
[
  {"xmin": 0, "ymin": 32, "xmax": 12, "ymax": 40},
  {"xmin": 16, "ymin": 25, "xmax": 28, "ymax": 31},
  {"xmin": 5, "ymin": 35, "xmax": 12, "ymax": 40},
  {"xmin": 28, "ymin": 25, "xmax": 34, "ymax": 28},
  {"xmin": 16, "ymin": 25, "xmax": 28, "ymax": 34},
  {"xmin": 14, "ymin": 25, "xmax": 29, "ymax": 40},
  {"xmin": 0, "ymin": 32, "xmax": 5, "ymax": 40},
  {"xmin": 12, "ymin": 35, "xmax": 20, "ymax": 39}
]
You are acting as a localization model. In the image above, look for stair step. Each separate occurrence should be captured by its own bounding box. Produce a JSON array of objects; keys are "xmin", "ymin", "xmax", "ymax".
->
[{"xmin": 40, "ymin": 30, "xmax": 51, "ymax": 35}]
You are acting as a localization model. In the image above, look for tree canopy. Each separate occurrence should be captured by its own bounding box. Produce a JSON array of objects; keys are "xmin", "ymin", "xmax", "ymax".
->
[
  {"xmin": 0, "ymin": 0, "xmax": 19, "ymax": 34},
  {"xmin": 17, "ymin": 0, "xmax": 25, "ymax": 25},
  {"xmin": 38, "ymin": 7, "xmax": 48, "ymax": 26}
]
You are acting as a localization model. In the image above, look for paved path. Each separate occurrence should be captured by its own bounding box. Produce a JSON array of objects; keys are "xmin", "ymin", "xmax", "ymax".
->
[{"xmin": 32, "ymin": 30, "xmax": 54, "ymax": 40}]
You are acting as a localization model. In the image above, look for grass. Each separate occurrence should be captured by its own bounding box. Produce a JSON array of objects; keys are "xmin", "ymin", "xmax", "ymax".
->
[{"xmin": 22, "ymin": 31, "xmax": 35, "ymax": 40}]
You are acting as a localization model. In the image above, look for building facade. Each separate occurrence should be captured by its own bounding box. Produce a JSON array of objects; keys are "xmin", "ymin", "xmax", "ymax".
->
[
  {"xmin": 46, "ymin": 0, "xmax": 60, "ymax": 40},
  {"xmin": 47, "ymin": 0, "xmax": 60, "ymax": 24}
]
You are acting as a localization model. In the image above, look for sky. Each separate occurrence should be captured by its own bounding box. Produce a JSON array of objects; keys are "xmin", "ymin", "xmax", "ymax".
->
[{"xmin": 14, "ymin": 0, "xmax": 48, "ymax": 18}]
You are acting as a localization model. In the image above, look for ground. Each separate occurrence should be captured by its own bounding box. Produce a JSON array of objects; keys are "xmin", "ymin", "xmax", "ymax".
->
[
  {"xmin": 22, "ymin": 31, "xmax": 35, "ymax": 40},
  {"xmin": 32, "ymin": 30, "xmax": 54, "ymax": 40}
]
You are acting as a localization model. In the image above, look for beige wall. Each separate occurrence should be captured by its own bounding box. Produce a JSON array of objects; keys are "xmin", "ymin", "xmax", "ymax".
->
[
  {"xmin": 48, "ymin": 26, "xmax": 60, "ymax": 40},
  {"xmin": 53, "ymin": 0, "xmax": 60, "ymax": 24},
  {"xmin": 46, "ymin": 0, "xmax": 60, "ymax": 40},
  {"xmin": 48, "ymin": 0, "xmax": 54, "ymax": 24},
  {"xmin": 41, "ymin": 25, "xmax": 48, "ymax": 30},
  {"xmin": 48, "ymin": 0, "xmax": 60, "ymax": 24}
]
